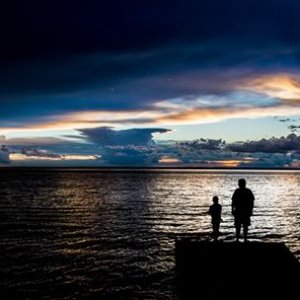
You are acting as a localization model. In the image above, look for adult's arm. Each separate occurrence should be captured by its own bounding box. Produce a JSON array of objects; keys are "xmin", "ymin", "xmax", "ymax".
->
[{"xmin": 250, "ymin": 190, "xmax": 255, "ymax": 215}]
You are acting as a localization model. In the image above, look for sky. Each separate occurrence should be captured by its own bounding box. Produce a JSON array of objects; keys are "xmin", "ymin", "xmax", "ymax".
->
[{"xmin": 2, "ymin": 0, "xmax": 300, "ymax": 167}]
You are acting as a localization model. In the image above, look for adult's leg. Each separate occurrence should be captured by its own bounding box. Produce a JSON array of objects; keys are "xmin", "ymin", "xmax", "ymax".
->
[
  {"xmin": 212, "ymin": 223, "xmax": 218, "ymax": 240},
  {"xmin": 216, "ymin": 222, "xmax": 220, "ymax": 237},
  {"xmin": 235, "ymin": 223, "xmax": 241, "ymax": 241},
  {"xmin": 243, "ymin": 225, "xmax": 248, "ymax": 242}
]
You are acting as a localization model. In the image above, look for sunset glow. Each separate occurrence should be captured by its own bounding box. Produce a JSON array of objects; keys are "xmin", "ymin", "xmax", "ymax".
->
[{"xmin": 2, "ymin": 1, "xmax": 300, "ymax": 167}]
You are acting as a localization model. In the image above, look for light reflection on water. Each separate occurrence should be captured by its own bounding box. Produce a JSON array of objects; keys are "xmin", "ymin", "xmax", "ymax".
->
[{"xmin": 0, "ymin": 170, "xmax": 299, "ymax": 299}]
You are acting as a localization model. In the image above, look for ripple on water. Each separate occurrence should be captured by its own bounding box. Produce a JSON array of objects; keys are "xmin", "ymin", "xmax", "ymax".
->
[{"xmin": 0, "ymin": 170, "xmax": 299, "ymax": 299}]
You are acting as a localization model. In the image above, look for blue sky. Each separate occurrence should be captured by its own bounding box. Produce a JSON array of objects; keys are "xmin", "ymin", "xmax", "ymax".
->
[{"xmin": 2, "ymin": 0, "xmax": 300, "ymax": 167}]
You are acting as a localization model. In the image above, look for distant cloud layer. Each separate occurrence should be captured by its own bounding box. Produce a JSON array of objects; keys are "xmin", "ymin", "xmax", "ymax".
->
[
  {"xmin": 161, "ymin": 137, "xmax": 299, "ymax": 168},
  {"xmin": 228, "ymin": 134, "xmax": 300, "ymax": 153},
  {"xmin": 2, "ymin": 128, "xmax": 300, "ymax": 168}
]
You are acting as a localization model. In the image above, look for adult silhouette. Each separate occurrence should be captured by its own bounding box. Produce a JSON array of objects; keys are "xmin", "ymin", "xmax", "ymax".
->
[{"xmin": 231, "ymin": 178, "xmax": 254, "ymax": 242}]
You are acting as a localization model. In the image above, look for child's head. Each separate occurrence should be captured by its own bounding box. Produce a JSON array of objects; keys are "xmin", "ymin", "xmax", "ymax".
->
[{"xmin": 213, "ymin": 196, "xmax": 219, "ymax": 204}]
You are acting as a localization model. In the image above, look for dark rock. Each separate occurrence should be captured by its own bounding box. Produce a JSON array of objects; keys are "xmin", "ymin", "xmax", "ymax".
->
[{"xmin": 175, "ymin": 240, "xmax": 300, "ymax": 299}]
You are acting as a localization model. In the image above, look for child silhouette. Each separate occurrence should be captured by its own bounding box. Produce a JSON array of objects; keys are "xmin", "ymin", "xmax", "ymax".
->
[{"xmin": 208, "ymin": 196, "xmax": 222, "ymax": 241}]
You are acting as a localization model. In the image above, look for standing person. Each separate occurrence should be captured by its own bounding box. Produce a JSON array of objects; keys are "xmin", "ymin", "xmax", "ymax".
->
[
  {"xmin": 231, "ymin": 178, "xmax": 255, "ymax": 242},
  {"xmin": 208, "ymin": 196, "xmax": 222, "ymax": 241}
]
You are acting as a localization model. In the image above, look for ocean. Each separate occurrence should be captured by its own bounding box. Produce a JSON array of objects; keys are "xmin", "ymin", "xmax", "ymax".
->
[{"xmin": 0, "ymin": 169, "xmax": 299, "ymax": 299}]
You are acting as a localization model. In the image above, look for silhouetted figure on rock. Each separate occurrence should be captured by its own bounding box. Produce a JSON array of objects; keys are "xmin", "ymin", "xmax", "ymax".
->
[
  {"xmin": 208, "ymin": 196, "xmax": 222, "ymax": 241},
  {"xmin": 231, "ymin": 178, "xmax": 254, "ymax": 242}
]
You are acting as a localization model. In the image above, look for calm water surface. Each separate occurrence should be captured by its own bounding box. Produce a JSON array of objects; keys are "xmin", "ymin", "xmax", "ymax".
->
[{"xmin": 0, "ymin": 170, "xmax": 299, "ymax": 299}]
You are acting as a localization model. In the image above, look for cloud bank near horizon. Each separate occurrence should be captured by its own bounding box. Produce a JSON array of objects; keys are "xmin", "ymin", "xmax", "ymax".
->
[{"xmin": 2, "ymin": 126, "xmax": 300, "ymax": 168}]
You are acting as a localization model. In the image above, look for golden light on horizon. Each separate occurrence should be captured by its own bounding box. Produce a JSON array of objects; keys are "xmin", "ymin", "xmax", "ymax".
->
[
  {"xmin": 159, "ymin": 156, "xmax": 182, "ymax": 164},
  {"xmin": 195, "ymin": 159, "xmax": 254, "ymax": 168},
  {"xmin": 10, "ymin": 153, "xmax": 99, "ymax": 161},
  {"xmin": 205, "ymin": 160, "xmax": 242, "ymax": 168}
]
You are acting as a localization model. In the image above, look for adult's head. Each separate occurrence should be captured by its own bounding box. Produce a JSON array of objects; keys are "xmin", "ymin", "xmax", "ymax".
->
[
  {"xmin": 238, "ymin": 178, "xmax": 246, "ymax": 188},
  {"xmin": 213, "ymin": 196, "xmax": 219, "ymax": 204}
]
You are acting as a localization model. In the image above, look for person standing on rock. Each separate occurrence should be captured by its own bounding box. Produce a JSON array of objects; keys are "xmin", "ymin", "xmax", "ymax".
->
[
  {"xmin": 208, "ymin": 196, "xmax": 222, "ymax": 241},
  {"xmin": 231, "ymin": 178, "xmax": 255, "ymax": 242}
]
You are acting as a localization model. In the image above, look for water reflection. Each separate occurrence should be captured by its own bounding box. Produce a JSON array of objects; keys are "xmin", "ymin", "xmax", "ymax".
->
[{"xmin": 0, "ymin": 170, "xmax": 299, "ymax": 299}]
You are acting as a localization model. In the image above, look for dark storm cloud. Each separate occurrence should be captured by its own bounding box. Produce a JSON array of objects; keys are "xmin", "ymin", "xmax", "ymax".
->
[
  {"xmin": 76, "ymin": 127, "xmax": 170, "ymax": 165},
  {"xmin": 228, "ymin": 134, "xmax": 300, "ymax": 153},
  {"xmin": 288, "ymin": 125, "xmax": 300, "ymax": 132},
  {"xmin": 78, "ymin": 127, "xmax": 170, "ymax": 146},
  {"xmin": 2, "ymin": 1, "xmax": 300, "ymax": 126},
  {"xmin": 101, "ymin": 146, "xmax": 159, "ymax": 165},
  {"xmin": 0, "ymin": 145, "xmax": 10, "ymax": 163},
  {"xmin": 172, "ymin": 137, "xmax": 292, "ymax": 155},
  {"xmin": 175, "ymin": 139, "xmax": 225, "ymax": 152}
]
